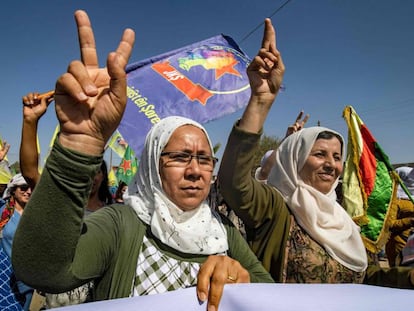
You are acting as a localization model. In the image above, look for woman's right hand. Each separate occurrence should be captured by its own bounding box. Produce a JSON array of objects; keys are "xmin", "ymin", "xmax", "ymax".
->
[
  {"xmin": 54, "ymin": 10, "xmax": 135, "ymax": 155},
  {"xmin": 197, "ymin": 255, "xmax": 250, "ymax": 311}
]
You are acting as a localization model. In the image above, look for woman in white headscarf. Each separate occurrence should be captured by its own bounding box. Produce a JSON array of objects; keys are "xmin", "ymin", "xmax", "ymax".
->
[
  {"xmin": 268, "ymin": 127, "xmax": 367, "ymax": 279},
  {"xmin": 13, "ymin": 115, "xmax": 272, "ymax": 310},
  {"xmin": 125, "ymin": 116, "xmax": 229, "ymax": 254},
  {"xmin": 219, "ymin": 17, "xmax": 414, "ymax": 288}
]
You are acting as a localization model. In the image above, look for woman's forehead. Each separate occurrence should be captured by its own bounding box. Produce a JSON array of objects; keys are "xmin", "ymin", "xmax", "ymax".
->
[
  {"xmin": 169, "ymin": 125, "xmax": 208, "ymax": 143},
  {"xmin": 312, "ymin": 137, "xmax": 342, "ymax": 150}
]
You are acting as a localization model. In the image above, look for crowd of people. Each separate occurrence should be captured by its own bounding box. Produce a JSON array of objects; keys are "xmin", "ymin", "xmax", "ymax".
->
[{"xmin": 1, "ymin": 9, "xmax": 414, "ymax": 311}]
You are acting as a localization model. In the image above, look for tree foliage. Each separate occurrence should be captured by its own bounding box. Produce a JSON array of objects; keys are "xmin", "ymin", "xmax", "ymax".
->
[{"xmin": 9, "ymin": 161, "xmax": 20, "ymax": 174}]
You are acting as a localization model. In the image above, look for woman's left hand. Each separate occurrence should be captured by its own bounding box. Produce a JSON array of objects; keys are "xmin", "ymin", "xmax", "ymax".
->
[
  {"xmin": 247, "ymin": 18, "xmax": 285, "ymax": 102},
  {"xmin": 197, "ymin": 255, "xmax": 250, "ymax": 310},
  {"xmin": 239, "ymin": 18, "xmax": 285, "ymax": 134}
]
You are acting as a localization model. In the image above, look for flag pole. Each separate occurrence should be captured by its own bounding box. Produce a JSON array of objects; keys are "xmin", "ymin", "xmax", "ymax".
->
[{"xmin": 110, "ymin": 148, "xmax": 113, "ymax": 173}]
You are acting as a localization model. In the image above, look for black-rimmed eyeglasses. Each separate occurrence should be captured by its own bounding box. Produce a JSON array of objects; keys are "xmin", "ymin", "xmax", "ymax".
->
[{"xmin": 160, "ymin": 151, "xmax": 218, "ymax": 171}]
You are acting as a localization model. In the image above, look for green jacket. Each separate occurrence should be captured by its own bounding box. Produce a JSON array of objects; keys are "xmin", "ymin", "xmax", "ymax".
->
[
  {"xmin": 12, "ymin": 140, "xmax": 273, "ymax": 301},
  {"xmin": 218, "ymin": 123, "xmax": 414, "ymax": 288}
]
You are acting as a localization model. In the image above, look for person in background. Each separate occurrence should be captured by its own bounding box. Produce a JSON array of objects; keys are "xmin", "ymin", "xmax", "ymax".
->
[
  {"xmin": 255, "ymin": 111, "xmax": 309, "ymax": 184},
  {"xmin": 218, "ymin": 18, "xmax": 414, "ymax": 287},
  {"xmin": 0, "ymin": 245, "xmax": 23, "ymax": 310},
  {"xmin": 12, "ymin": 10, "xmax": 273, "ymax": 311},
  {"xmin": 254, "ymin": 150, "xmax": 274, "ymax": 184},
  {"xmin": 114, "ymin": 181, "xmax": 128, "ymax": 203},
  {"xmin": 401, "ymin": 230, "xmax": 414, "ymax": 267},
  {"xmin": 385, "ymin": 166, "xmax": 414, "ymax": 267},
  {"xmin": 395, "ymin": 166, "xmax": 414, "ymax": 200},
  {"xmin": 0, "ymin": 113, "xmax": 24, "ymax": 311},
  {"xmin": 85, "ymin": 160, "xmax": 113, "ymax": 215},
  {"xmin": 1, "ymin": 174, "xmax": 33, "ymax": 310}
]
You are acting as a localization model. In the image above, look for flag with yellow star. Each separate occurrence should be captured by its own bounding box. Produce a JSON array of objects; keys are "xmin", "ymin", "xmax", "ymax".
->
[{"xmin": 118, "ymin": 34, "xmax": 251, "ymax": 158}]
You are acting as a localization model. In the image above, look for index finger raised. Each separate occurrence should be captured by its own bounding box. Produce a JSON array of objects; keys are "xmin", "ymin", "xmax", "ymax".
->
[
  {"xmin": 75, "ymin": 10, "xmax": 99, "ymax": 69},
  {"xmin": 261, "ymin": 18, "xmax": 276, "ymax": 50}
]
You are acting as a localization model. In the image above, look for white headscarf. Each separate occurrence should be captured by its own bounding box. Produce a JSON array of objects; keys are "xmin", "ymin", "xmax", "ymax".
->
[
  {"xmin": 124, "ymin": 116, "xmax": 228, "ymax": 255},
  {"xmin": 267, "ymin": 126, "xmax": 367, "ymax": 272},
  {"xmin": 2, "ymin": 173, "xmax": 28, "ymax": 199},
  {"xmin": 395, "ymin": 166, "xmax": 414, "ymax": 199}
]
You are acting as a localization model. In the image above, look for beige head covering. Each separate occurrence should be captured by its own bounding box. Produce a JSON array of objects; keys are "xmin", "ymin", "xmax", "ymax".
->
[
  {"xmin": 267, "ymin": 126, "xmax": 367, "ymax": 272},
  {"xmin": 124, "ymin": 116, "xmax": 228, "ymax": 255}
]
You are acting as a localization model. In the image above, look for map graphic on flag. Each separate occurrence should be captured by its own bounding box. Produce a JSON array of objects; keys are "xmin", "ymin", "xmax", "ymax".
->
[{"xmin": 117, "ymin": 34, "xmax": 251, "ymax": 157}]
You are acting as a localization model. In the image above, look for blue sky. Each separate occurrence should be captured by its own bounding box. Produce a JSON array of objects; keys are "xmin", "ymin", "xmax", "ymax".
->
[{"xmin": 1, "ymin": 0, "xmax": 413, "ymax": 167}]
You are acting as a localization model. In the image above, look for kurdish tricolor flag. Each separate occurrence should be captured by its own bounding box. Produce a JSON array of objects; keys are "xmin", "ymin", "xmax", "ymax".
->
[
  {"xmin": 342, "ymin": 106, "xmax": 398, "ymax": 253},
  {"xmin": 118, "ymin": 34, "xmax": 251, "ymax": 158}
]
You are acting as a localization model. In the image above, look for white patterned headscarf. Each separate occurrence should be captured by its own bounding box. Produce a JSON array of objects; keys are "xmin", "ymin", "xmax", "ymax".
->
[
  {"xmin": 267, "ymin": 126, "xmax": 367, "ymax": 272},
  {"xmin": 2, "ymin": 173, "xmax": 28, "ymax": 199},
  {"xmin": 124, "ymin": 116, "xmax": 228, "ymax": 255}
]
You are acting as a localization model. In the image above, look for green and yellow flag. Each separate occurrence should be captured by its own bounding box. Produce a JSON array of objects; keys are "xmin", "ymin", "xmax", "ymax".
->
[
  {"xmin": 107, "ymin": 130, "xmax": 128, "ymax": 159},
  {"xmin": 342, "ymin": 106, "xmax": 399, "ymax": 253},
  {"xmin": 0, "ymin": 137, "xmax": 12, "ymax": 184},
  {"xmin": 107, "ymin": 168, "xmax": 118, "ymax": 198},
  {"xmin": 0, "ymin": 165, "xmax": 12, "ymax": 184},
  {"xmin": 115, "ymin": 145, "xmax": 138, "ymax": 185}
]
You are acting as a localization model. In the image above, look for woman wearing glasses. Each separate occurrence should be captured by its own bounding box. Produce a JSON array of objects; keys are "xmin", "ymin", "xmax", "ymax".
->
[
  {"xmin": 13, "ymin": 116, "xmax": 272, "ymax": 310},
  {"xmin": 1, "ymin": 174, "xmax": 32, "ymax": 310},
  {"xmin": 12, "ymin": 10, "xmax": 273, "ymax": 311}
]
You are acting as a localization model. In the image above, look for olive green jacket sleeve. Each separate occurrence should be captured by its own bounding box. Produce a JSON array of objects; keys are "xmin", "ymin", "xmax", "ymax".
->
[
  {"xmin": 12, "ymin": 139, "xmax": 102, "ymax": 293},
  {"xmin": 222, "ymin": 216, "xmax": 274, "ymax": 283},
  {"xmin": 218, "ymin": 123, "xmax": 291, "ymax": 281},
  {"xmin": 12, "ymin": 140, "xmax": 145, "ymax": 299}
]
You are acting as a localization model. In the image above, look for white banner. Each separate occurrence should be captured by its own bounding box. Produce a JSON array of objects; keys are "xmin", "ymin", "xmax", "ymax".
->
[{"xmin": 56, "ymin": 283, "xmax": 413, "ymax": 311}]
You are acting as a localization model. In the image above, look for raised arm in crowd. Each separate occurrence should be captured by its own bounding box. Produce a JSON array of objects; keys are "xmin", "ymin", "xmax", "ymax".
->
[{"xmin": 218, "ymin": 18, "xmax": 414, "ymax": 288}]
